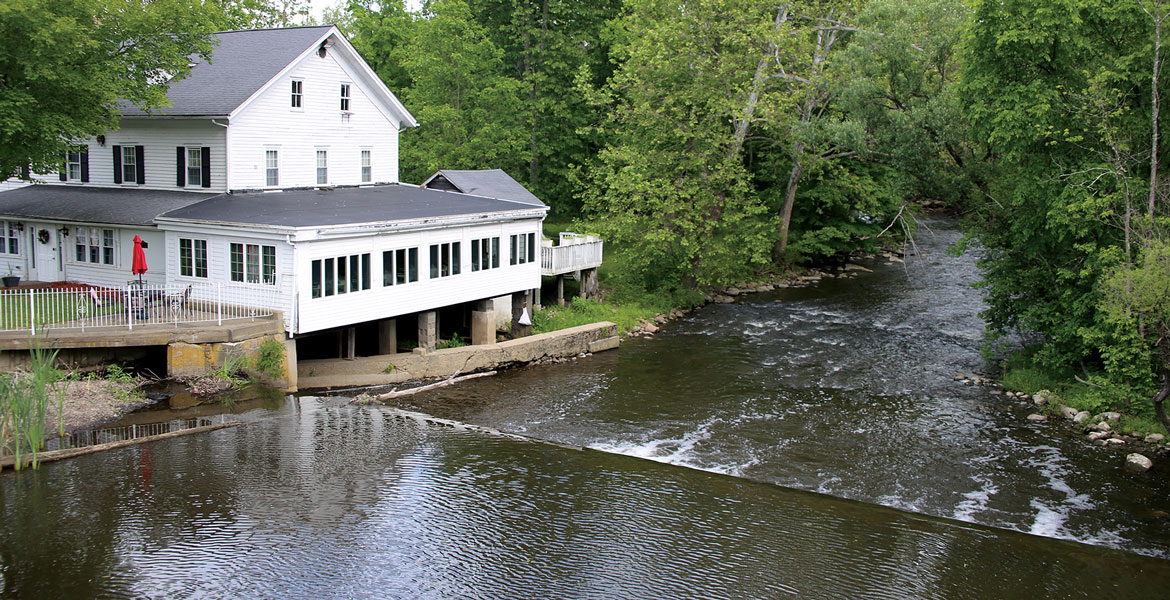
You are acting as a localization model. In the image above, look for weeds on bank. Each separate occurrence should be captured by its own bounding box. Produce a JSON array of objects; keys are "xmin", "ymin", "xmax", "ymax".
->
[
  {"xmin": 0, "ymin": 346, "xmax": 65, "ymax": 470},
  {"xmin": 533, "ymin": 296, "xmax": 684, "ymax": 336},
  {"xmin": 436, "ymin": 333, "xmax": 468, "ymax": 349}
]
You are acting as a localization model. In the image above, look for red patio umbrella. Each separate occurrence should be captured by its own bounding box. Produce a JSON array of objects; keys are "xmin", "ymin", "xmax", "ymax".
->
[{"xmin": 131, "ymin": 235, "xmax": 148, "ymax": 283}]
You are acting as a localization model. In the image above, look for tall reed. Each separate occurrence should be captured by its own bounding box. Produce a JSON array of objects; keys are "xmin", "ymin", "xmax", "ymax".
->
[{"xmin": 0, "ymin": 345, "xmax": 63, "ymax": 470}]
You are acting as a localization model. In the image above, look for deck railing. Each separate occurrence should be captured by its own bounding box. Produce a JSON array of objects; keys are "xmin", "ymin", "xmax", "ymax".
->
[
  {"xmin": 0, "ymin": 282, "xmax": 280, "ymax": 334},
  {"xmin": 540, "ymin": 234, "xmax": 604, "ymax": 276}
]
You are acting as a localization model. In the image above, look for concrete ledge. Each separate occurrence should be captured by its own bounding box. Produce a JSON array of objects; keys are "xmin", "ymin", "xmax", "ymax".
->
[
  {"xmin": 0, "ymin": 314, "xmax": 283, "ymax": 350},
  {"xmin": 299, "ymin": 321, "xmax": 619, "ymax": 390}
]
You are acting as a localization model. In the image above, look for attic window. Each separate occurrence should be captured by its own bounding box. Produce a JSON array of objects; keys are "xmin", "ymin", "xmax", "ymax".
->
[
  {"xmin": 291, "ymin": 80, "xmax": 303, "ymax": 108},
  {"xmin": 340, "ymin": 83, "xmax": 351, "ymax": 112}
]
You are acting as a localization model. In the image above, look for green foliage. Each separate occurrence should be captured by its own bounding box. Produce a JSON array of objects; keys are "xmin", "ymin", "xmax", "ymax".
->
[
  {"xmin": 103, "ymin": 364, "xmax": 135, "ymax": 384},
  {"xmin": 0, "ymin": 0, "xmax": 224, "ymax": 178},
  {"xmin": 533, "ymin": 295, "xmax": 688, "ymax": 336},
  {"xmin": 253, "ymin": 338, "xmax": 287, "ymax": 381},
  {"xmin": 436, "ymin": 333, "xmax": 468, "ymax": 349},
  {"xmin": 0, "ymin": 346, "xmax": 63, "ymax": 470},
  {"xmin": 211, "ymin": 350, "xmax": 248, "ymax": 388}
]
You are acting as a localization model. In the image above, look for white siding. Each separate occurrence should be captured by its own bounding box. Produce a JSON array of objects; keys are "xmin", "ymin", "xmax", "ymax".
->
[
  {"xmin": 0, "ymin": 221, "xmax": 166, "ymax": 286},
  {"xmin": 295, "ymin": 219, "xmax": 543, "ymax": 334},
  {"xmin": 162, "ymin": 226, "xmax": 295, "ymax": 330},
  {"xmin": 24, "ymin": 121, "xmax": 227, "ymax": 192},
  {"xmin": 228, "ymin": 50, "xmax": 400, "ymax": 191}
]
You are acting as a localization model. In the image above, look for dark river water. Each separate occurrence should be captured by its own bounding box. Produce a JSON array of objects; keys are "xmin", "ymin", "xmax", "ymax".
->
[{"xmin": 3, "ymin": 219, "xmax": 1170, "ymax": 598}]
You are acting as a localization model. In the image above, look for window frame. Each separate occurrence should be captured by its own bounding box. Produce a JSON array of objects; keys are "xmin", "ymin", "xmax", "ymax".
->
[
  {"xmin": 186, "ymin": 147, "xmax": 202, "ymax": 187},
  {"xmin": 0, "ymin": 221, "xmax": 20, "ymax": 255},
  {"xmin": 121, "ymin": 148, "xmax": 137, "ymax": 184},
  {"xmin": 265, "ymin": 150, "xmax": 279, "ymax": 187},
  {"xmin": 73, "ymin": 227, "xmax": 116, "ymax": 266},
  {"xmin": 65, "ymin": 149, "xmax": 83, "ymax": 181},
  {"xmin": 340, "ymin": 83, "xmax": 351, "ymax": 112},
  {"xmin": 316, "ymin": 149, "xmax": 328, "ymax": 185},
  {"xmin": 178, "ymin": 237, "xmax": 208, "ymax": 278},
  {"xmin": 291, "ymin": 79, "xmax": 303, "ymax": 109},
  {"xmin": 230, "ymin": 242, "xmax": 277, "ymax": 285},
  {"xmin": 361, "ymin": 149, "xmax": 371, "ymax": 183}
]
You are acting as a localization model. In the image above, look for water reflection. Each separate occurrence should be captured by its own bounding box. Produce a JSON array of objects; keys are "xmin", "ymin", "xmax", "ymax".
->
[{"xmin": 2, "ymin": 399, "xmax": 1168, "ymax": 598}]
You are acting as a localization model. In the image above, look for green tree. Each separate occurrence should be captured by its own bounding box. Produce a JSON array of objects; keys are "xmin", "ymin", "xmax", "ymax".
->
[
  {"xmin": 393, "ymin": 0, "xmax": 527, "ymax": 184},
  {"xmin": 341, "ymin": 0, "xmax": 414, "ymax": 93},
  {"xmin": 0, "ymin": 0, "xmax": 223, "ymax": 179}
]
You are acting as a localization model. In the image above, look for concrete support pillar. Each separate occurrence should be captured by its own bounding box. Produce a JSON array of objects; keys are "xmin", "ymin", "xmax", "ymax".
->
[
  {"xmin": 344, "ymin": 327, "xmax": 356, "ymax": 360},
  {"xmin": 282, "ymin": 336, "xmax": 298, "ymax": 392},
  {"xmin": 510, "ymin": 292, "xmax": 532, "ymax": 338},
  {"xmin": 581, "ymin": 267, "xmax": 600, "ymax": 300},
  {"xmin": 556, "ymin": 275, "xmax": 565, "ymax": 306},
  {"xmin": 377, "ymin": 318, "xmax": 397, "ymax": 355},
  {"xmin": 418, "ymin": 310, "xmax": 437, "ymax": 351},
  {"xmin": 471, "ymin": 299, "xmax": 495, "ymax": 345},
  {"xmin": 534, "ymin": 286, "xmax": 541, "ymax": 310}
]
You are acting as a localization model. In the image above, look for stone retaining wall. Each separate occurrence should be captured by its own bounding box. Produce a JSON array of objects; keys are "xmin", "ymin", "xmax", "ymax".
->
[{"xmin": 299, "ymin": 321, "xmax": 619, "ymax": 390}]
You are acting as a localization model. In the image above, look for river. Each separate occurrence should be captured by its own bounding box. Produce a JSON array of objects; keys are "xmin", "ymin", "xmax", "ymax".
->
[{"xmin": 2, "ymin": 219, "xmax": 1169, "ymax": 598}]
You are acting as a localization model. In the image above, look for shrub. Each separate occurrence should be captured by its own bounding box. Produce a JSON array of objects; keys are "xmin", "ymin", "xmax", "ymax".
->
[{"xmin": 253, "ymin": 338, "xmax": 286, "ymax": 380}]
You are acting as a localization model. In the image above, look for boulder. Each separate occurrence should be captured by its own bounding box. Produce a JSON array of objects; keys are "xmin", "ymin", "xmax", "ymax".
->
[
  {"xmin": 1073, "ymin": 411, "xmax": 1091, "ymax": 424},
  {"xmin": 954, "ymin": 373, "xmax": 968, "ymax": 381},
  {"xmin": 1032, "ymin": 394, "xmax": 1047, "ymax": 406},
  {"xmin": 1126, "ymin": 453, "xmax": 1154, "ymax": 472},
  {"xmin": 1026, "ymin": 413, "xmax": 1047, "ymax": 422},
  {"xmin": 1103, "ymin": 437, "xmax": 1127, "ymax": 446},
  {"xmin": 642, "ymin": 324, "xmax": 660, "ymax": 334},
  {"xmin": 844, "ymin": 263, "xmax": 873, "ymax": 273},
  {"xmin": 1088, "ymin": 421, "xmax": 1112, "ymax": 432},
  {"xmin": 725, "ymin": 287, "xmax": 743, "ymax": 296},
  {"xmin": 1059, "ymin": 405, "xmax": 1080, "ymax": 420},
  {"xmin": 1088, "ymin": 431, "xmax": 1112, "ymax": 441},
  {"xmin": 714, "ymin": 295, "xmax": 735, "ymax": 304},
  {"xmin": 1145, "ymin": 433, "xmax": 1166, "ymax": 444},
  {"xmin": 1097, "ymin": 411, "xmax": 1122, "ymax": 423}
]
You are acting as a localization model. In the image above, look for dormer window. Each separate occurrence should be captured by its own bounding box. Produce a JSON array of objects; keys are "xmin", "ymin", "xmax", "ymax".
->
[
  {"xmin": 340, "ymin": 83, "xmax": 351, "ymax": 111},
  {"xmin": 291, "ymin": 80, "xmax": 303, "ymax": 109}
]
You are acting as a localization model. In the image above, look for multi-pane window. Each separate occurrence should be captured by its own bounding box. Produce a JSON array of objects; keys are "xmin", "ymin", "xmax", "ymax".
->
[
  {"xmin": 265, "ymin": 150, "xmax": 279, "ymax": 186},
  {"xmin": 178, "ymin": 238, "xmax": 208, "ymax": 278},
  {"xmin": 186, "ymin": 148, "xmax": 202, "ymax": 187},
  {"xmin": 230, "ymin": 242, "xmax": 276, "ymax": 285},
  {"xmin": 509, "ymin": 233, "xmax": 537, "ymax": 265},
  {"xmin": 428, "ymin": 242, "xmax": 461, "ymax": 279},
  {"xmin": 0, "ymin": 221, "xmax": 19, "ymax": 255},
  {"xmin": 316, "ymin": 150, "xmax": 328, "ymax": 185},
  {"xmin": 381, "ymin": 247, "xmax": 419, "ymax": 287},
  {"xmin": 291, "ymin": 80, "xmax": 303, "ymax": 108},
  {"xmin": 470, "ymin": 237, "xmax": 500, "ymax": 272},
  {"xmin": 340, "ymin": 83, "xmax": 351, "ymax": 111},
  {"xmin": 122, "ymin": 149, "xmax": 137, "ymax": 183},
  {"xmin": 310, "ymin": 253, "xmax": 372, "ymax": 298},
  {"xmin": 75, "ymin": 228, "xmax": 115, "ymax": 265},
  {"xmin": 65, "ymin": 149, "xmax": 83, "ymax": 181},
  {"xmin": 361, "ymin": 150, "xmax": 371, "ymax": 183}
]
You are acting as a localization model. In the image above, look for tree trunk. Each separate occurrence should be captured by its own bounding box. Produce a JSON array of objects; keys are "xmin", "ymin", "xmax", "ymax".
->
[
  {"xmin": 1149, "ymin": 0, "xmax": 1163, "ymax": 220},
  {"xmin": 1154, "ymin": 369, "xmax": 1170, "ymax": 432},
  {"xmin": 776, "ymin": 149, "xmax": 804, "ymax": 259},
  {"xmin": 728, "ymin": 7, "xmax": 789, "ymax": 161}
]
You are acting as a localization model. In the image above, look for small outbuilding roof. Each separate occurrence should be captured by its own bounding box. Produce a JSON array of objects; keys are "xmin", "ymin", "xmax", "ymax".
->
[
  {"xmin": 158, "ymin": 184, "xmax": 546, "ymax": 229},
  {"xmin": 0, "ymin": 186, "xmax": 220, "ymax": 226},
  {"xmin": 120, "ymin": 26, "xmax": 334, "ymax": 117},
  {"xmin": 422, "ymin": 170, "xmax": 545, "ymax": 207}
]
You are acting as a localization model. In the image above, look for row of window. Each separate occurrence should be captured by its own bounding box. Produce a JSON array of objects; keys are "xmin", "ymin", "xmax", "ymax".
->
[
  {"xmin": 291, "ymin": 80, "xmax": 352, "ymax": 112},
  {"xmin": 177, "ymin": 238, "xmax": 276, "ymax": 285},
  {"xmin": 60, "ymin": 145, "xmax": 210, "ymax": 188},
  {"xmin": 0, "ymin": 221, "xmax": 19, "ymax": 256},
  {"xmin": 265, "ymin": 149, "xmax": 372, "ymax": 187},
  {"xmin": 309, "ymin": 235, "xmax": 538, "ymax": 299}
]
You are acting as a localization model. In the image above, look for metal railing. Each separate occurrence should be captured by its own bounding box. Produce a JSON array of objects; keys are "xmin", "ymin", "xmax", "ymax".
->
[
  {"xmin": 0, "ymin": 282, "xmax": 281, "ymax": 334},
  {"xmin": 541, "ymin": 234, "xmax": 604, "ymax": 276}
]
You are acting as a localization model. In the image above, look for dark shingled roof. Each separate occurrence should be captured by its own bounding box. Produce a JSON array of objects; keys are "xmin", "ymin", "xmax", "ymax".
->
[
  {"xmin": 423, "ymin": 170, "xmax": 545, "ymax": 207},
  {"xmin": 120, "ymin": 26, "xmax": 333, "ymax": 117},
  {"xmin": 159, "ymin": 184, "xmax": 546, "ymax": 228},
  {"xmin": 0, "ymin": 186, "xmax": 221, "ymax": 226}
]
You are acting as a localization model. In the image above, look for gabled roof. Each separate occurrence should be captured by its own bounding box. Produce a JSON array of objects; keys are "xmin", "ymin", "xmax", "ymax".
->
[
  {"xmin": 118, "ymin": 26, "xmax": 417, "ymax": 128},
  {"xmin": 0, "ymin": 186, "xmax": 221, "ymax": 226},
  {"xmin": 158, "ymin": 184, "xmax": 546, "ymax": 229},
  {"xmin": 120, "ymin": 26, "xmax": 333, "ymax": 118},
  {"xmin": 421, "ymin": 170, "xmax": 545, "ymax": 207}
]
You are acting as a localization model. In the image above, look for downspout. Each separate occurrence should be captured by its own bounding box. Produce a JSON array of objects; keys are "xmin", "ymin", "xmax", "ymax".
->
[
  {"xmin": 211, "ymin": 119, "xmax": 229, "ymax": 192},
  {"xmin": 286, "ymin": 233, "xmax": 297, "ymax": 336}
]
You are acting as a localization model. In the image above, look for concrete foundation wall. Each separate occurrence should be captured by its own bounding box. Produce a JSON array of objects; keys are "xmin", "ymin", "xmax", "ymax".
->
[
  {"xmin": 167, "ymin": 332, "xmax": 296, "ymax": 390},
  {"xmin": 298, "ymin": 321, "xmax": 619, "ymax": 389}
]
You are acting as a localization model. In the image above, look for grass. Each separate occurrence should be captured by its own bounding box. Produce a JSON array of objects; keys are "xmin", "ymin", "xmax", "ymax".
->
[
  {"xmin": 436, "ymin": 333, "xmax": 468, "ymax": 349},
  {"xmin": 0, "ymin": 345, "xmax": 65, "ymax": 470},
  {"xmin": 0, "ymin": 289, "xmax": 122, "ymax": 329},
  {"xmin": 533, "ymin": 296, "xmax": 667, "ymax": 336}
]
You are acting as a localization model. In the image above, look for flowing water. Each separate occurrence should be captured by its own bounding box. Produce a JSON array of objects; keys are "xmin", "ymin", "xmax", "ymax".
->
[{"xmin": 2, "ymin": 218, "xmax": 1170, "ymax": 598}]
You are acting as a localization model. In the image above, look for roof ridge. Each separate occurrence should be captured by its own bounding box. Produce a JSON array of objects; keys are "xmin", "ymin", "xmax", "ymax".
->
[{"xmin": 213, "ymin": 25, "xmax": 334, "ymax": 35}]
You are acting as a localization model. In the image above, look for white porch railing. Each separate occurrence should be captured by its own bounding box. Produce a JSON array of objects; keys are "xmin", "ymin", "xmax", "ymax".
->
[
  {"xmin": 540, "ymin": 233, "xmax": 604, "ymax": 276},
  {"xmin": 0, "ymin": 282, "xmax": 281, "ymax": 334}
]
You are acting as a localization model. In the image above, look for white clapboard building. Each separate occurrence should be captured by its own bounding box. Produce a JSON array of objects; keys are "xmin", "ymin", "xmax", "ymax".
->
[{"xmin": 0, "ymin": 26, "xmax": 547, "ymax": 355}]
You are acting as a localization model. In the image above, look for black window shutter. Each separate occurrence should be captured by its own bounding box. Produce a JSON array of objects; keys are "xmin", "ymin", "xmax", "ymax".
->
[
  {"xmin": 112, "ymin": 146, "xmax": 122, "ymax": 184},
  {"xmin": 135, "ymin": 145, "xmax": 145, "ymax": 184},
  {"xmin": 20, "ymin": 165, "xmax": 29, "ymax": 179},
  {"xmin": 59, "ymin": 154, "xmax": 66, "ymax": 181},
  {"xmin": 200, "ymin": 147, "xmax": 211, "ymax": 188},
  {"xmin": 80, "ymin": 147, "xmax": 89, "ymax": 182},
  {"xmin": 176, "ymin": 147, "xmax": 186, "ymax": 186}
]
